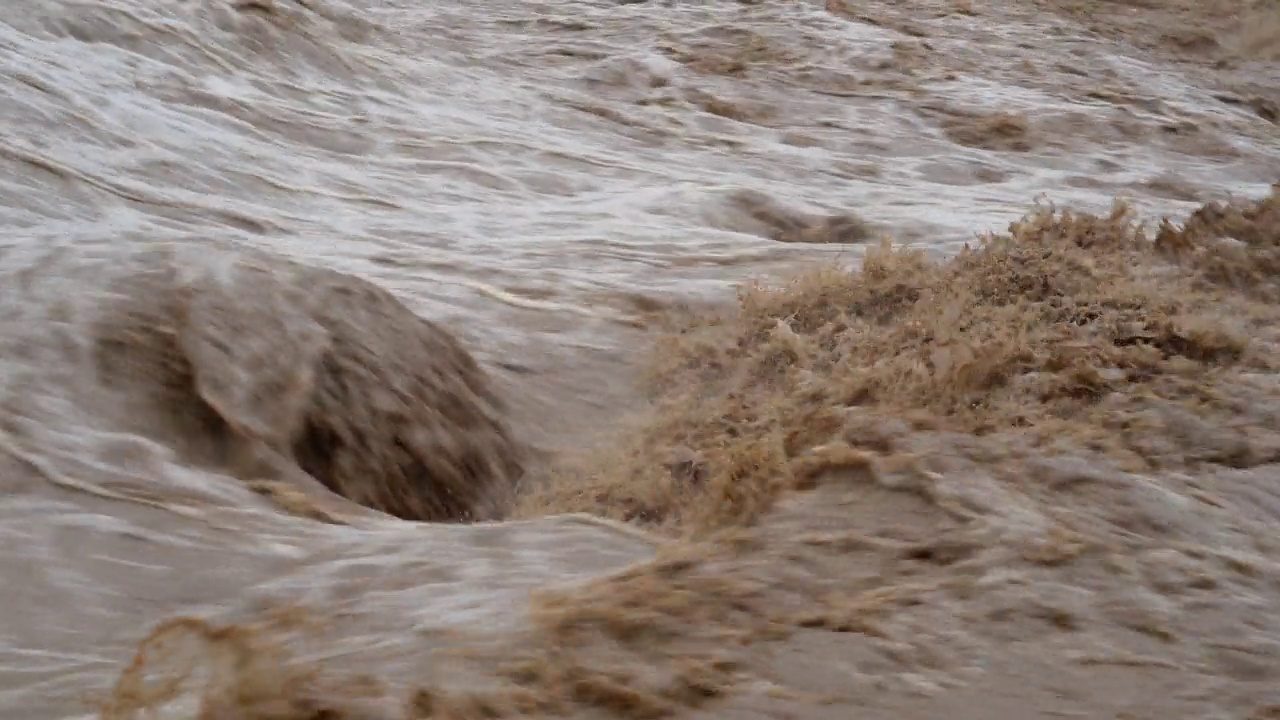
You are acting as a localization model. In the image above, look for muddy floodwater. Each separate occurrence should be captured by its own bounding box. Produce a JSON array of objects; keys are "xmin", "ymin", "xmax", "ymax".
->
[{"xmin": 1, "ymin": 0, "xmax": 1278, "ymax": 718}]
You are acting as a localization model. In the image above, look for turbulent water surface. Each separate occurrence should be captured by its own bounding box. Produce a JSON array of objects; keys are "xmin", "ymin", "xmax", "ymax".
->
[{"xmin": 0, "ymin": 0, "xmax": 1277, "ymax": 717}]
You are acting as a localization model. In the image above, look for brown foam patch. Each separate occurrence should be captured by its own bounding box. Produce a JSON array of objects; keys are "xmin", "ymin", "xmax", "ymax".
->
[{"xmin": 519, "ymin": 186, "xmax": 1280, "ymax": 534}]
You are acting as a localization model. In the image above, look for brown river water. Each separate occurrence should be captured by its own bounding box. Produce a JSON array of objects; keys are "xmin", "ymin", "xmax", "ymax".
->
[{"xmin": 1, "ymin": 0, "xmax": 1278, "ymax": 717}]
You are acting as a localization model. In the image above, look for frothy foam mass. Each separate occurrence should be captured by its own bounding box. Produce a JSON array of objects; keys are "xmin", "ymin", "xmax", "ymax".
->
[{"xmin": 0, "ymin": 0, "xmax": 1278, "ymax": 718}]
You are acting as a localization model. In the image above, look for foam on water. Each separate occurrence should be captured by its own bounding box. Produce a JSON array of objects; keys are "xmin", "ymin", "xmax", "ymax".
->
[{"xmin": 0, "ymin": 0, "xmax": 1277, "ymax": 717}]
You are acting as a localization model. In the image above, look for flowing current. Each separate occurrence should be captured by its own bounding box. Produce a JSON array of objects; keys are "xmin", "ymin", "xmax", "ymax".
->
[{"xmin": 1, "ymin": 0, "xmax": 1277, "ymax": 716}]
